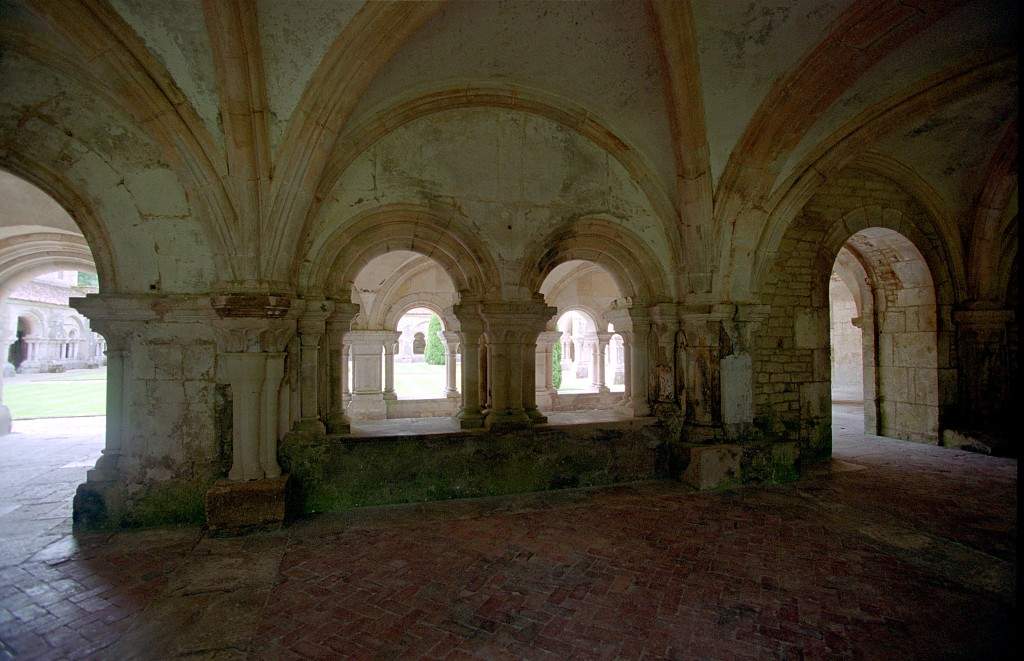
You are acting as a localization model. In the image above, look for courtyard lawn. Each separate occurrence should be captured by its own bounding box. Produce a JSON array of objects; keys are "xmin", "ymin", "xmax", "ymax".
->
[{"xmin": 5, "ymin": 377, "xmax": 106, "ymax": 419}]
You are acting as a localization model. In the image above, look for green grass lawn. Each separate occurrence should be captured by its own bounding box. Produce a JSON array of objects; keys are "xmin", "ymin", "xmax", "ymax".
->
[{"xmin": 5, "ymin": 379, "xmax": 106, "ymax": 419}]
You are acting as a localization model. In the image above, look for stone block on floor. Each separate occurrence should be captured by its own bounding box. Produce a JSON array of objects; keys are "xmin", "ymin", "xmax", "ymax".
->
[
  {"xmin": 205, "ymin": 475, "xmax": 290, "ymax": 535},
  {"xmin": 682, "ymin": 444, "xmax": 742, "ymax": 490}
]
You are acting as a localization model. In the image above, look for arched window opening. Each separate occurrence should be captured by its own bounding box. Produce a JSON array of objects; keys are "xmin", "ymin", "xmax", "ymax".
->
[
  {"xmin": 535, "ymin": 259, "xmax": 630, "ymax": 415},
  {"xmin": 342, "ymin": 251, "xmax": 461, "ymax": 427}
]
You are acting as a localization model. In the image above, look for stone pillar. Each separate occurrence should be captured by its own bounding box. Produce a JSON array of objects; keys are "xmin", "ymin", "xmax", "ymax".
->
[
  {"xmin": 953, "ymin": 307, "xmax": 1016, "ymax": 435},
  {"xmin": 221, "ymin": 352, "xmax": 267, "ymax": 480},
  {"xmin": 479, "ymin": 300, "xmax": 556, "ymax": 431},
  {"xmin": 341, "ymin": 344, "xmax": 350, "ymax": 400},
  {"xmin": 346, "ymin": 330, "xmax": 397, "ymax": 420},
  {"xmin": 650, "ymin": 304, "xmax": 680, "ymax": 411},
  {"xmin": 293, "ymin": 300, "xmax": 333, "ymax": 435},
  {"xmin": 210, "ymin": 294, "xmax": 296, "ymax": 482},
  {"xmin": 593, "ymin": 332, "xmax": 611, "ymax": 393},
  {"xmin": 622, "ymin": 335, "xmax": 632, "ymax": 400},
  {"xmin": 453, "ymin": 306, "xmax": 484, "ymax": 428},
  {"xmin": 324, "ymin": 303, "xmax": 358, "ymax": 434},
  {"xmin": 627, "ymin": 312, "xmax": 652, "ymax": 417},
  {"xmin": 535, "ymin": 330, "xmax": 561, "ymax": 410},
  {"xmin": 441, "ymin": 330, "xmax": 461, "ymax": 398},
  {"xmin": 0, "ymin": 299, "xmax": 13, "ymax": 435},
  {"xmin": 383, "ymin": 338, "xmax": 398, "ymax": 401}
]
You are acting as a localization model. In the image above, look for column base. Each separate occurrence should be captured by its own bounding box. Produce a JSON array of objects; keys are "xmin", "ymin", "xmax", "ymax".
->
[
  {"xmin": 445, "ymin": 390, "xmax": 461, "ymax": 399},
  {"xmin": 484, "ymin": 409, "xmax": 532, "ymax": 432},
  {"xmin": 205, "ymin": 474, "xmax": 290, "ymax": 535},
  {"xmin": 525, "ymin": 407, "xmax": 548, "ymax": 424},
  {"xmin": 325, "ymin": 412, "xmax": 351, "ymax": 435},
  {"xmin": 595, "ymin": 385, "xmax": 611, "ymax": 394},
  {"xmin": 383, "ymin": 391, "xmax": 398, "ymax": 401},
  {"xmin": 293, "ymin": 417, "xmax": 326, "ymax": 435},
  {"xmin": 458, "ymin": 409, "xmax": 485, "ymax": 429}
]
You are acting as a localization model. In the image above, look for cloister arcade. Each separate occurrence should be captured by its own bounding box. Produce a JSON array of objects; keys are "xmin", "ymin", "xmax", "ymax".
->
[{"xmin": 0, "ymin": 0, "xmax": 1016, "ymax": 538}]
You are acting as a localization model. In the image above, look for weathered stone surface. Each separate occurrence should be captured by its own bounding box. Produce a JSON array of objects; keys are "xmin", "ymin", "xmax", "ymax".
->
[
  {"xmin": 205, "ymin": 475, "xmax": 290, "ymax": 535},
  {"xmin": 681, "ymin": 444, "xmax": 742, "ymax": 491}
]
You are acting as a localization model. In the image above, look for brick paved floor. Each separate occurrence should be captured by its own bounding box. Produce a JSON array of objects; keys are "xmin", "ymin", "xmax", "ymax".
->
[{"xmin": 0, "ymin": 405, "xmax": 1017, "ymax": 659}]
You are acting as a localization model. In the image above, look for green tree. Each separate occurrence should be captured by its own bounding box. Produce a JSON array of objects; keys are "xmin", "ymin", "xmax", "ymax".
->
[
  {"xmin": 552, "ymin": 340, "xmax": 562, "ymax": 390},
  {"xmin": 424, "ymin": 314, "xmax": 446, "ymax": 365}
]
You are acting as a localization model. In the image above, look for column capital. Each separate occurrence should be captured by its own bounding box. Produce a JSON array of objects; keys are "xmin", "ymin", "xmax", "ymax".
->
[
  {"xmin": 326, "ymin": 301, "xmax": 360, "ymax": 334},
  {"xmin": 536, "ymin": 330, "xmax": 562, "ymax": 347},
  {"xmin": 440, "ymin": 330, "xmax": 461, "ymax": 348}
]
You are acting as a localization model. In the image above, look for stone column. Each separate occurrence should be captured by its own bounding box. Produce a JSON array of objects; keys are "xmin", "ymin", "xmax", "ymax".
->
[
  {"xmin": 341, "ymin": 344, "xmax": 350, "ymax": 400},
  {"xmin": 453, "ymin": 306, "xmax": 484, "ymax": 428},
  {"xmin": 210, "ymin": 294, "xmax": 297, "ymax": 482},
  {"xmin": 324, "ymin": 303, "xmax": 358, "ymax": 434},
  {"xmin": 293, "ymin": 300, "xmax": 332, "ymax": 435},
  {"xmin": 0, "ymin": 297, "xmax": 13, "ymax": 435},
  {"xmin": 440, "ymin": 330, "xmax": 461, "ymax": 398},
  {"xmin": 627, "ymin": 312, "xmax": 652, "ymax": 417},
  {"xmin": 63, "ymin": 302, "xmax": 136, "ymax": 485},
  {"xmin": 593, "ymin": 332, "xmax": 611, "ymax": 393},
  {"xmin": 650, "ymin": 304, "xmax": 680, "ymax": 410},
  {"xmin": 535, "ymin": 330, "xmax": 561, "ymax": 411},
  {"xmin": 346, "ymin": 330, "xmax": 396, "ymax": 420},
  {"xmin": 621, "ymin": 334, "xmax": 632, "ymax": 400},
  {"xmin": 382, "ymin": 338, "xmax": 398, "ymax": 401},
  {"xmin": 221, "ymin": 352, "xmax": 267, "ymax": 480},
  {"xmin": 479, "ymin": 300, "xmax": 556, "ymax": 431}
]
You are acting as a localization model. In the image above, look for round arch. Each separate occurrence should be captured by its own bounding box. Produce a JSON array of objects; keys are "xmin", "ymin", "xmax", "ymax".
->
[
  {"xmin": 277, "ymin": 85, "xmax": 683, "ymax": 281},
  {"xmin": 301, "ymin": 204, "xmax": 501, "ymax": 299},
  {"xmin": 518, "ymin": 217, "xmax": 672, "ymax": 304},
  {"xmin": 382, "ymin": 295, "xmax": 460, "ymax": 333},
  {"xmin": 0, "ymin": 164, "xmax": 117, "ymax": 292}
]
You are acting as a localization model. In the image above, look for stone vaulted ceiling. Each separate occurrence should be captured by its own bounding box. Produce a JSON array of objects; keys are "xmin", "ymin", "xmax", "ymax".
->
[{"xmin": 0, "ymin": 0, "xmax": 1016, "ymax": 303}]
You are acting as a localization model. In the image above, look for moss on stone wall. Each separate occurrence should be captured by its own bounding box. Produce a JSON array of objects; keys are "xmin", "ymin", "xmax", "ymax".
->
[{"xmin": 280, "ymin": 424, "xmax": 666, "ymax": 514}]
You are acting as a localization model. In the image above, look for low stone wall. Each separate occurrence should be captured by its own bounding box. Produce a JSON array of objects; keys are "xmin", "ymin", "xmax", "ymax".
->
[
  {"xmin": 279, "ymin": 418, "xmax": 668, "ymax": 514},
  {"xmin": 385, "ymin": 397, "xmax": 459, "ymax": 419},
  {"xmin": 540, "ymin": 391, "xmax": 625, "ymax": 412}
]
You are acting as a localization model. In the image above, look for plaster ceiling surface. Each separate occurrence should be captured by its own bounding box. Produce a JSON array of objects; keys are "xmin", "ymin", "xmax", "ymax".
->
[
  {"xmin": 353, "ymin": 250, "xmax": 422, "ymax": 292},
  {"xmin": 540, "ymin": 260, "xmax": 594, "ymax": 296},
  {"xmin": 257, "ymin": 0, "xmax": 364, "ymax": 153},
  {"xmin": 776, "ymin": 0, "xmax": 1019, "ymax": 192},
  {"xmin": 691, "ymin": 0, "xmax": 854, "ymax": 184},
  {"xmin": 108, "ymin": 0, "xmax": 223, "ymax": 151},
  {"xmin": 872, "ymin": 75, "xmax": 1017, "ymax": 233},
  {"xmin": 0, "ymin": 172, "xmax": 80, "ymax": 233},
  {"xmin": 347, "ymin": 0, "xmax": 677, "ymax": 197}
]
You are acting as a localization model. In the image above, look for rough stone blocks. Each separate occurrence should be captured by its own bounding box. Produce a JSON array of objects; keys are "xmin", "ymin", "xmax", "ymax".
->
[
  {"xmin": 682, "ymin": 444, "xmax": 741, "ymax": 490},
  {"xmin": 205, "ymin": 475, "xmax": 290, "ymax": 535}
]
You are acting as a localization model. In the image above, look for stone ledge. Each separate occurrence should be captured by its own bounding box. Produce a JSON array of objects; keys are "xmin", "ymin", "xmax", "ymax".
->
[{"xmin": 205, "ymin": 475, "xmax": 290, "ymax": 535}]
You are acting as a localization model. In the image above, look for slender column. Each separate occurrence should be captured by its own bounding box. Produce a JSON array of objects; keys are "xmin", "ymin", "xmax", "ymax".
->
[
  {"xmin": 383, "ymin": 338, "xmax": 397, "ymax": 400},
  {"xmin": 261, "ymin": 353, "xmax": 285, "ymax": 478},
  {"xmin": 453, "ymin": 307, "xmax": 485, "ymax": 429},
  {"xmin": 221, "ymin": 352, "xmax": 267, "ymax": 481},
  {"xmin": 79, "ymin": 324, "xmax": 132, "ymax": 481},
  {"xmin": 325, "ymin": 304, "xmax": 358, "ymax": 434},
  {"xmin": 294, "ymin": 301, "xmax": 333, "ymax": 435},
  {"xmin": 341, "ymin": 344, "xmax": 350, "ymax": 400},
  {"xmin": 535, "ymin": 331, "xmax": 561, "ymax": 402},
  {"xmin": 621, "ymin": 335, "xmax": 632, "ymax": 400},
  {"xmin": 441, "ymin": 330, "xmax": 461, "ymax": 398},
  {"xmin": 593, "ymin": 332, "xmax": 611, "ymax": 393}
]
